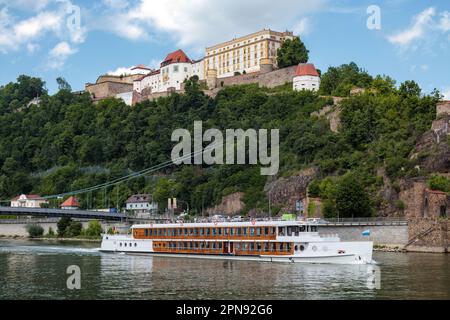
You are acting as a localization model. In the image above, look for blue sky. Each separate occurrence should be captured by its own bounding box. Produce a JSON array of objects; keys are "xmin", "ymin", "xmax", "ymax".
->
[{"xmin": 0, "ymin": 0, "xmax": 449, "ymax": 97}]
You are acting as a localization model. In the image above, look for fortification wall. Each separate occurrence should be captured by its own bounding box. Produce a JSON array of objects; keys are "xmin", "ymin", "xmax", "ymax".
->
[{"xmin": 86, "ymin": 82, "xmax": 133, "ymax": 100}]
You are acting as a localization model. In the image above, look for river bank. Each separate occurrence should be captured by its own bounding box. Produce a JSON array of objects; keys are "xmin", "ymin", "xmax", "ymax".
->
[{"xmin": 0, "ymin": 234, "xmax": 101, "ymax": 243}]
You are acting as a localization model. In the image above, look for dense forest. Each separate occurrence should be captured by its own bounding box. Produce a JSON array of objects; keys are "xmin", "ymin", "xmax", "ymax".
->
[{"xmin": 0, "ymin": 63, "xmax": 443, "ymax": 217}]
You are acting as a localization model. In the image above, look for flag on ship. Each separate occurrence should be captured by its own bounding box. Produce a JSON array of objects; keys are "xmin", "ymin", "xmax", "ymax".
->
[{"xmin": 362, "ymin": 229, "xmax": 371, "ymax": 237}]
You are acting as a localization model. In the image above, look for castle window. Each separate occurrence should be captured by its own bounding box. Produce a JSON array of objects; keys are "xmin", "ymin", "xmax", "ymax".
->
[{"xmin": 173, "ymin": 65, "xmax": 179, "ymax": 72}]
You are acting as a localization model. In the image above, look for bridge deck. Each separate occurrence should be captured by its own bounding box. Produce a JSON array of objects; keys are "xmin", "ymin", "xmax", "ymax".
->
[{"xmin": 0, "ymin": 207, "xmax": 127, "ymax": 221}]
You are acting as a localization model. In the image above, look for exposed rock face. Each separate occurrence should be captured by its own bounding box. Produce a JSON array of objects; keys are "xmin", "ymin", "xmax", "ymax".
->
[
  {"xmin": 311, "ymin": 99, "xmax": 342, "ymax": 133},
  {"xmin": 264, "ymin": 167, "xmax": 318, "ymax": 213},
  {"xmin": 207, "ymin": 192, "xmax": 245, "ymax": 216},
  {"xmin": 410, "ymin": 116, "xmax": 450, "ymax": 174}
]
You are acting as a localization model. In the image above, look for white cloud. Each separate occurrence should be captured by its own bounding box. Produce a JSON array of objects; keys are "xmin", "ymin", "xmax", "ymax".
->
[
  {"xmin": 107, "ymin": 66, "xmax": 135, "ymax": 76},
  {"xmin": 443, "ymin": 87, "xmax": 450, "ymax": 100},
  {"xmin": 46, "ymin": 41, "xmax": 77, "ymax": 69},
  {"xmin": 387, "ymin": 7, "xmax": 436, "ymax": 47},
  {"xmin": 387, "ymin": 7, "xmax": 450, "ymax": 52},
  {"xmin": 438, "ymin": 11, "xmax": 450, "ymax": 32},
  {"xmin": 102, "ymin": 0, "xmax": 129, "ymax": 10},
  {"xmin": 26, "ymin": 43, "xmax": 39, "ymax": 54},
  {"xmin": 293, "ymin": 17, "xmax": 311, "ymax": 37},
  {"xmin": 101, "ymin": 0, "xmax": 326, "ymax": 48}
]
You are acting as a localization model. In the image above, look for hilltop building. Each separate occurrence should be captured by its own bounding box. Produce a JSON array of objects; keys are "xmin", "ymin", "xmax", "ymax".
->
[
  {"xmin": 85, "ymin": 29, "xmax": 320, "ymax": 105},
  {"xmin": 293, "ymin": 63, "xmax": 321, "ymax": 92},
  {"xmin": 205, "ymin": 29, "xmax": 294, "ymax": 78},
  {"xmin": 11, "ymin": 194, "xmax": 48, "ymax": 208}
]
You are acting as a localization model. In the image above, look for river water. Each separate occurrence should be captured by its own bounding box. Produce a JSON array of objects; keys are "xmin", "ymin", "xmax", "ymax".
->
[{"xmin": 0, "ymin": 239, "xmax": 449, "ymax": 300}]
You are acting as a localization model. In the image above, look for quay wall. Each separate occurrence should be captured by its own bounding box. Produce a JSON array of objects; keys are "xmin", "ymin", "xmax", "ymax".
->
[
  {"xmin": 0, "ymin": 221, "xmax": 123, "ymax": 237},
  {"xmin": 319, "ymin": 225, "xmax": 409, "ymax": 247}
]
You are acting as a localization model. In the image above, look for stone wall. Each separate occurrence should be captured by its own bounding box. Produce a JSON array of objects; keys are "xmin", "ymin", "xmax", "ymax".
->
[
  {"xmin": 86, "ymin": 82, "xmax": 133, "ymax": 100},
  {"xmin": 407, "ymin": 218, "xmax": 449, "ymax": 253},
  {"xmin": 319, "ymin": 225, "xmax": 408, "ymax": 246},
  {"xmin": 436, "ymin": 101, "xmax": 450, "ymax": 117},
  {"xmin": 0, "ymin": 221, "xmax": 124, "ymax": 237}
]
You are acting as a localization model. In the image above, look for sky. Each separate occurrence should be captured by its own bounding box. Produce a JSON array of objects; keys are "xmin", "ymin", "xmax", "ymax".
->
[{"xmin": 0, "ymin": 0, "xmax": 449, "ymax": 98}]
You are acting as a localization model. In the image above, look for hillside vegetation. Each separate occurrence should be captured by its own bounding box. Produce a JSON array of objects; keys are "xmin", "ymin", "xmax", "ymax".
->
[{"xmin": 0, "ymin": 64, "xmax": 441, "ymax": 217}]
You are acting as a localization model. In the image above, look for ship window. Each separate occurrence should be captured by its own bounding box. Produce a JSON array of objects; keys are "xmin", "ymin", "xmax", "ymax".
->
[
  {"xmin": 178, "ymin": 228, "xmax": 182, "ymax": 236},
  {"xmin": 264, "ymin": 227, "xmax": 269, "ymax": 236},
  {"xmin": 194, "ymin": 228, "xmax": 198, "ymax": 236},
  {"xmin": 278, "ymin": 227, "xmax": 285, "ymax": 236},
  {"xmin": 206, "ymin": 228, "xmax": 211, "ymax": 236},
  {"xmin": 237, "ymin": 228, "xmax": 241, "ymax": 236},
  {"xmin": 212, "ymin": 228, "xmax": 217, "ymax": 236},
  {"xmin": 280, "ymin": 243, "xmax": 284, "ymax": 252},
  {"xmin": 271, "ymin": 243, "xmax": 276, "ymax": 252},
  {"xmin": 287, "ymin": 227, "xmax": 292, "ymax": 236},
  {"xmin": 310, "ymin": 226, "xmax": 318, "ymax": 232},
  {"xmin": 224, "ymin": 228, "xmax": 229, "ymax": 236},
  {"xmin": 299, "ymin": 226, "xmax": 306, "ymax": 232},
  {"xmin": 120, "ymin": 242, "xmax": 122, "ymax": 247},
  {"xmin": 250, "ymin": 243, "xmax": 255, "ymax": 251},
  {"xmin": 144, "ymin": 229, "xmax": 148, "ymax": 237},
  {"xmin": 200, "ymin": 228, "xmax": 204, "ymax": 236},
  {"xmin": 257, "ymin": 243, "xmax": 262, "ymax": 251},
  {"xmin": 134, "ymin": 243, "xmax": 137, "ymax": 247},
  {"xmin": 256, "ymin": 228, "xmax": 261, "ymax": 236},
  {"xmin": 184, "ymin": 228, "xmax": 188, "ymax": 235},
  {"xmin": 124, "ymin": 243, "xmax": 127, "ymax": 247},
  {"xmin": 250, "ymin": 228, "xmax": 255, "ymax": 236},
  {"xmin": 243, "ymin": 228, "xmax": 247, "ymax": 236},
  {"xmin": 264, "ymin": 243, "xmax": 269, "ymax": 251},
  {"xmin": 218, "ymin": 228, "xmax": 222, "ymax": 235},
  {"xmin": 189, "ymin": 228, "xmax": 194, "ymax": 236},
  {"xmin": 219, "ymin": 242, "xmax": 223, "ymax": 249},
  {"xmin": 230, "ymin": 228, "xmax": 234, "ymax": 236}
]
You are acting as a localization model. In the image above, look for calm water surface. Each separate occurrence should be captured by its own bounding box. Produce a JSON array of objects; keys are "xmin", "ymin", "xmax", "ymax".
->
[{"xmin": 0, "ymin": 239, "xmax": 449, "ymax": 299}]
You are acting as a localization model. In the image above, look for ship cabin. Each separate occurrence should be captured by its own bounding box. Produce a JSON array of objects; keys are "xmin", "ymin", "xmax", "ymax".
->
[{"xmin": 131, "ymin": 222, "xmax": 318, "ymax": 256}]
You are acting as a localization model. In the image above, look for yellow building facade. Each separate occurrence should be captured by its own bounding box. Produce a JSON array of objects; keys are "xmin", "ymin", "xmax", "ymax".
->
[{"xmin": 205, "ymin": 29, "xmax": 294, "ymax": 78}]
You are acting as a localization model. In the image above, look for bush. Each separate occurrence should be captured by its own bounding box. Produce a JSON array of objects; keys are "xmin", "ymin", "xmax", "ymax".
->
[
  {"xmin": 26, "ymin": 224, "xmax": 44, "ymax": 238},
  {"xmin": 46, "ymin": 227, "xmax": 55, "ymax": 237},
  {"xmin": 85, "ymin": 220, "xmax": 103, "ymax": 237},
  {"xmin": 428, "ymin": 175, "xmax": 450, "ymax": 193}
]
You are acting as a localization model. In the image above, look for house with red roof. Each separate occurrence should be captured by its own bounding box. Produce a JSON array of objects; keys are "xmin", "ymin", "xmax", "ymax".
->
[
  {"xmin": 134, "ymin": 49, "xmax": 204, "ymax": 96},
  {"xmin": 11, "ymin": 194, "xmax": 48, "ymax": 208},
  {"xmin": 60, "ymin": 196, "xmax": 80, "ymax": 210},
  {"xmin": 293, "ymin": 63, "xmax": 321, "ymax": 92}
]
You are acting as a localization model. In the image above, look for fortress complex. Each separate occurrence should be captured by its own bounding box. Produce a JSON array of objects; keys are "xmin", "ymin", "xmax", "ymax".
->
[{"xmin": 85, "ymin": 29, "xmax": 320, "ymax": 105}]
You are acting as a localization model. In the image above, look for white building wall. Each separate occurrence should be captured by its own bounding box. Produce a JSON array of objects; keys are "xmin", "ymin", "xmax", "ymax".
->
[
  {"xmin": 115, "ymin": 92, "xmax": 133, "ymax": 105},
  {"xmin": 293, "ymin": 75, "xmax": 321, "ymax": 92}
]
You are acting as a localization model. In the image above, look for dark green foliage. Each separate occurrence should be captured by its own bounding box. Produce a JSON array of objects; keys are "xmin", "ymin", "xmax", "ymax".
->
[
  {"xmin": 335, "ymin": 173, "xmax": 372, "ymax": 218},
  {"xmin": 26, "ymin": 224, "xmax": 44, "ymax": 238},
  {"xmin": 427, "ymin": 175, "xmax": 450, "ymax": 193},
  {"xmin": 319, "ymin": 62, "xmax": 373, "ymax": 96},
  {"xmin": 0, "ymin": 72, "xmax": 440, "ymax": 218},
  {"xmin": 65, "ymin": 221, "xmax": 83, "ymax": 237},
  {"xmin": 57, "ymin": 217, "xmax": 72, "ymax": 236},
  {"xmin": 277, "ymin": 37, "xmax": 309, "ymax": 68}
]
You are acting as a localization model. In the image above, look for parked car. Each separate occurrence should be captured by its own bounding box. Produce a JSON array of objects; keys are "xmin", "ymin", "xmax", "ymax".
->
[{"xmin": 231, "ymin": 215, "xmax": 243, "ymax": 222}]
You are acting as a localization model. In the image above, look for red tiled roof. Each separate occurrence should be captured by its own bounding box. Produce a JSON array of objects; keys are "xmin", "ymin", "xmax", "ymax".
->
[
  {"xmin": 11, "ymin": 194, "xmax": 43, "ymax": 201},
  {"xmin": 295, "ymin": 63, "xmax": 320, "ymax": 77},
  {"xmin": 60, "ymin": 196, "xmax": 80, "ymax": 208},
  {"xmin": 161, "ymin": 49, "xmax": 192, "ymax": 67},
  {"xmin": 132, "ymin": 64, "xmax": 152, "ymax": 70}
]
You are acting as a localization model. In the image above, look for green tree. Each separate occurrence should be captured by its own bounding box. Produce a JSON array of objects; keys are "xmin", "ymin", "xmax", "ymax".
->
[
  {"xmin": 428, "ymin": 175, "xmax": 450, "ymax": 193},
  {"xmin": 57, "ymin": 217, "xmax": 73, "ymax": 236},
  {"xmin": 335, "ymin": 173, "xmax": 372, "ymax": 218},
  {"xmin": 56, "ymin": 77, "xmax": 72, "ymax": 92},
  {"xmin": 277, "ymin": 37, "xmax": 309, "ymax": 68}
]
